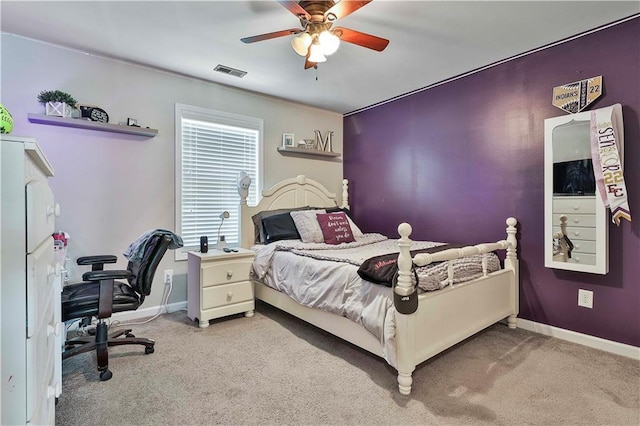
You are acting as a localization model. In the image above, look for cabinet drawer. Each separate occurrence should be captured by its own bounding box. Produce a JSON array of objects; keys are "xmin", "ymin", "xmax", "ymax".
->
[
  {"xmin": 26, "ymin": 302, "xmax": 56, "ymax": 423},
  {"xmin": 571, "ymin": 240, "xmax": 597, "ymax": 254},
  {"xmin": 201, "ymin": 259, "xmax": 252, "ymax": 286},
  {"xmin": 552, "ymin": 213, "xmax": 596, "ymax": 228},
  {"xmin": 26, "ymin": 237, "xmax": 56, "ymax": 338},
  {"xmin": 553, "ymin": 226, "xmax": 596, "ymax": 241},
  {"xmin": 26, "ymin": 179, "xmax": 56, "ymax": 253},
  {"xmin": 202, "ymin": 281, "xmax": 253, "ymax": 310},
  {"xmin": 552, "ymin": 197, "xmax": 596, "ymax": 214},
  {"xmin": 567, "ymin": 253, "xmax": 597, "ymax": 266}
]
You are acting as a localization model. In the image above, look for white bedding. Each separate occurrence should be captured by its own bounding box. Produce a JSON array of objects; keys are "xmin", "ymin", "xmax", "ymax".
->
[{"xmin": 252, "ymin": 234, "xmax": 501, "ymax": 366}]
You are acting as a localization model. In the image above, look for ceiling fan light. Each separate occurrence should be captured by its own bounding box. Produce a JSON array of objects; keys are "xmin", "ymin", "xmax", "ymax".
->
[
  {"xmin": 319, "ymin": 31, "xmax": 340, "ymax": 55},
  {"xmin": 308, "ymin": 43, "xmax": 327, "ymax": 63},
  {"xmin": 291, "ymin": 32, "xmax": 312, "ymax": 56}
]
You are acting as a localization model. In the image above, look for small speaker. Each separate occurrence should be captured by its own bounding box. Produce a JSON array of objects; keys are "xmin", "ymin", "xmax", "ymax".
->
[{"xmin": 200, "ymin": 236, "xmax": 208, "ymax": 253}]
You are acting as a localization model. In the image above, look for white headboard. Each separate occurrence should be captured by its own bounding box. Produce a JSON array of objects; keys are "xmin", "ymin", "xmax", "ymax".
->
[{"xmin": 240, "ymin": 175, "xmax": 348, "ymax": 248}]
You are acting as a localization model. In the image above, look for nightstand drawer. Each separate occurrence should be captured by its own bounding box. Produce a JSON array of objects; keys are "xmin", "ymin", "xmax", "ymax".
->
[
  {"xmin": 201, "ymin": 281, "xmax": 253, "ymax": 309},
  {"xmin": 201, "ymin": 259, "xmax": 252, "ymax": 286}
]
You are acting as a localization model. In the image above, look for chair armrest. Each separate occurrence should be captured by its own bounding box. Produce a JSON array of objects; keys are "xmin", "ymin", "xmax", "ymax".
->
[
  {"xmin": 82, "ymin": 270, "xmax": 131, "ymax": 282},
  {"xmin": 97, "ymin": 279, "xmax": 113, "ymax": 319},
  {"xmin": 77, "ymin": 255, "xmax": 118, "ymax": 271},
  {"xmin": 77, "ymin": 255, "xmax": 118, "ymax": 265}
]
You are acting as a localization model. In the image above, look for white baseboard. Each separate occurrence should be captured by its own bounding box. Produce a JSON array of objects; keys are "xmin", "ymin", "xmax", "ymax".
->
[
  {"xmin": 111, "ymin": 301, "xmax": 188, "ymax": 323},
  {"xmin": 517, "ymin": 318, "xmax": 640, "ymax": 360},
  {"xmin": 65, "ymin": 301, "xmax": 188, "ymax": 331}
]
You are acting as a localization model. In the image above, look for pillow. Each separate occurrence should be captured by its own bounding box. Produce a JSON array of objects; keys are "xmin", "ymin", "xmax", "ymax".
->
[
  {"xmin": 262, "ymin": 212, "xmax": 301, "ymax": 243},
  {"xmin": 316, "ymin": 212, "xmax": 355, "ymax": 245},
  {"xmin": 326, "ymin": 207, "xmax": 363, "ymax": 237},
  {"xmin": 290, "ymin": 209, "xmax": 326, "ymax": 243},
  {"xmin": 252, "ymin": 207, "xmax": 309, "ymax": 243}
]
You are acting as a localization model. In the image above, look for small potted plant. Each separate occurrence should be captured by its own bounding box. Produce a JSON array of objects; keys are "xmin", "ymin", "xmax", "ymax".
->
[{"xmin": 37, "ymin": 90, "xmax": 77, "ymax": 118}]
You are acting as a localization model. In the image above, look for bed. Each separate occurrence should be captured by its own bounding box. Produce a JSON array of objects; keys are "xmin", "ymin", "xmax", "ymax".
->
[{"xmin": 240, "ymin": 175, "xmax": 519, "ymax": 395}]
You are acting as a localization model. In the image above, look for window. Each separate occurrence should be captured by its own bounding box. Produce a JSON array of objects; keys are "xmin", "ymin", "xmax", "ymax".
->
[{"xmin": 175, "ymin": 104, "xmax": 261, "ymax": 260}]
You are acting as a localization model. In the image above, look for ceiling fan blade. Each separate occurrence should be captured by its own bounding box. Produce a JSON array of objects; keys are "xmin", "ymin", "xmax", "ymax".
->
[
  {"xmin": 241, "ymin": 28, "xmax": 302, "ymax": 44},
  {"xmin": 333, "ymin": 26, "xmax": 389, "ymax": 51},
  {"xmin": 325, "ymin": 0, "xmax": 372, "ymax": 20},
  {"xmin": 278, "ymin": 0, "xmax": 311, "ymax": 21}
]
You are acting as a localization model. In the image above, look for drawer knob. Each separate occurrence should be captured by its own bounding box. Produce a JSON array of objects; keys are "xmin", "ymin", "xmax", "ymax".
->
[
  {"xmin": 227, "ymin": 270, "xmax": 233, "ymax": 279},
  {"xmin": 573, "ymin": 231, "xmax": 580, "ymax": 237},
  {"xmin": 227, "ymin": 291, "xmax": 233, "ymax": 300},
  {"xmin": 572, "ymin": 205, "xmax": 579, "ymax": 211},
  {"xmin": 47, "ymin": 203, "xmax": 61, "ymax": 218},
  {"xmin": 47, "ymin": 322, "xmax": 61, "ymax": 337},
  {"xmin": 575, "ymin": 257, "xmax": 581, "ymax": 263},
  {"xmin": 47, "ymin": 263, "xmax": 62, "ymax": 277},
  {"xmin": 573, "ymin": 218, "xmax": 579, "ymax": 224}
]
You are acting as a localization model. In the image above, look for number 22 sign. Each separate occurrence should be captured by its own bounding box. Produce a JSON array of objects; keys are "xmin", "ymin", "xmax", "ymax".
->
[{"xmin": 552, "ymin": 75, "xmax": 602, "ymax": 114}]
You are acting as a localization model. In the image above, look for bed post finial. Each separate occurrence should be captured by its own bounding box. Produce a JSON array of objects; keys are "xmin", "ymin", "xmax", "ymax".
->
[
  {"xmin": 396, "ymin": 223, "xmax": 413, "ymax": 295},
  {"xmin": 505, "ymin": 217, "xmax": 517, "ymax": 260},
  {"xmin": 395, "ymin": 222, "xmax": 416, "ymax": 395},
  {"xmin": 341, "ymin": 179, "xmax": 350, "ymax": 209}
]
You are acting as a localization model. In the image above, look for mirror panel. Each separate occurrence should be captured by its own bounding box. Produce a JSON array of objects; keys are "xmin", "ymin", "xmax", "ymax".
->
[{"xmin": 544, "ymin": 110, "xmax": 609, "ymax": 274}]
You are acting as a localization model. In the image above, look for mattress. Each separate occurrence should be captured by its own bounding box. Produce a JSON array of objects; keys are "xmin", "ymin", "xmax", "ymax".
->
[{"xmin": 252, "ymin": 234, "xmax": 501, "ymax": 365}]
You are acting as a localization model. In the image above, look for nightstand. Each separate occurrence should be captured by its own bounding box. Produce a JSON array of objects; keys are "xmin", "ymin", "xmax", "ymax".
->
[{"xmin": 187, "ymin": 248, "xmax": 255, "ymax": 328}]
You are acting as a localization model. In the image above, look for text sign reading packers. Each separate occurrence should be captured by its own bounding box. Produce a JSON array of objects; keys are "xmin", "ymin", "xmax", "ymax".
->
[{"xmin": 552, "ymin": 76, "xmax": 602, "ymax": 114}]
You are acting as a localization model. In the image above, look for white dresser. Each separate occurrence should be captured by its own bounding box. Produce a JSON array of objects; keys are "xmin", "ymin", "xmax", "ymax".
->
[
  {"xmin": 187, "ymin": 249, "xmax": 255, "ymax": 328},
  {"xmin": 1, "ymin": 136, "xmax": 62, "ymax": 425},
  {"xmin": 552, "ymin": 195, "xmax": 597, "ymax": 266}
]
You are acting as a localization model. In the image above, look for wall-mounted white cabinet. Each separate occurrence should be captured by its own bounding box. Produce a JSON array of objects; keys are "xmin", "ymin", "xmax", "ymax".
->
[{"xmin": 544, "ymin": 110, "xmax": 614, "ymax": 274}]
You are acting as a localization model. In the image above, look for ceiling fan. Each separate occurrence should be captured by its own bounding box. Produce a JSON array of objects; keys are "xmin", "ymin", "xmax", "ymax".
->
[{"xmin": 241, "ymin": 0, "xmax": 389, "ymax": 69}]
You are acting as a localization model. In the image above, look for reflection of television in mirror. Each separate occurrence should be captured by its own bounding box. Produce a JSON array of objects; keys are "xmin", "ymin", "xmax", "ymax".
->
[{"xmin": 553, "ymin": 159, "xmax": 595, "ymax": 196}]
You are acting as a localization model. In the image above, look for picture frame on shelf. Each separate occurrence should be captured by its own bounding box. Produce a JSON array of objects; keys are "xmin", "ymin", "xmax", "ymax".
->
[{"xmin": 282, "ymin": 133, "xmax": 295, "ymax": 147}]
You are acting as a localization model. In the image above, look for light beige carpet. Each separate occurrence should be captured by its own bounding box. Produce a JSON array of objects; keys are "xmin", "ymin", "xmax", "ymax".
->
[{"xmin": 56, "ymin": 301, "xmax": 639, "ymax": 425}]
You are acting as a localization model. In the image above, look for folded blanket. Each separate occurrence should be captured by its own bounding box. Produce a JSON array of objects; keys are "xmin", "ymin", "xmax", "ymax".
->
[
  {"xmin": 124, "ymin": 229, "xmax": 184, "ymax": 263},
  {"xmin": 357, "ymin": 244, "xmax": 458, "ymax": 287}
]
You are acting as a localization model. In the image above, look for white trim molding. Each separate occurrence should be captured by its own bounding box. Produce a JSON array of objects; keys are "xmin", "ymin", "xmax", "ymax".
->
[
  {"xmin": 111, "ymin": 301, "xmax": 188, "ymax": 324},
  {"xmin": 517, "ymin": 318, "xmax": 640, "ymax": 360}
]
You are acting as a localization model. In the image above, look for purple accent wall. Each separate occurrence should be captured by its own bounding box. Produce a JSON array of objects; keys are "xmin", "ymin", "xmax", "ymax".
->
[{"xmin": 344, "ymin": 19, "xmax": 640, "ymax": 347}]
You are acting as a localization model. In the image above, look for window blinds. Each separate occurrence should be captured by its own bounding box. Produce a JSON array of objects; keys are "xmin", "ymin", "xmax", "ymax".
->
[{"xmin": 178, "ymin": 106, "xmax": 260, "ymax": 250}]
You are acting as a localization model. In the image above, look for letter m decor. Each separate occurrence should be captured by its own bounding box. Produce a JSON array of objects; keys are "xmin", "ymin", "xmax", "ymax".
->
[{"xmin": 314, "ymin": 130, "xmax": 334, "ymax": 152}]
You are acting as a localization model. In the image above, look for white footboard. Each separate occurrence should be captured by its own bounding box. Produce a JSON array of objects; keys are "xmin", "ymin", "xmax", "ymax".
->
[{"xmin": 394, "ymin": 217, "xmax": 519, "ymax": 395}]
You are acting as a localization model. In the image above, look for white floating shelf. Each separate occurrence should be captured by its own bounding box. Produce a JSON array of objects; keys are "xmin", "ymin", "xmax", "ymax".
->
[
  {"xmin": 27, "ymin": 114, "xmax": 158, "ymax": 137},
  {"xmin": 277, "ymin": 146, "xmax": 341, "ymax": 158}
]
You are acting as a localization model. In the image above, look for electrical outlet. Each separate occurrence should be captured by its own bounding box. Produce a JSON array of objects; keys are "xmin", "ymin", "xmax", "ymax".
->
[
  {"xmin": 163, "ymin": 269, "xmax": 173, "ymax": 286},
  {"xmin": 578, "ymin": 289, "xmax": 593, "ymax": 309}
]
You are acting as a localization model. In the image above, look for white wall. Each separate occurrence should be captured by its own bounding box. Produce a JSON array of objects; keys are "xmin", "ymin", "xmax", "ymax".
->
[{"xmin": 1, "ymin": 34, "xmax": 343, "ymax": 311}]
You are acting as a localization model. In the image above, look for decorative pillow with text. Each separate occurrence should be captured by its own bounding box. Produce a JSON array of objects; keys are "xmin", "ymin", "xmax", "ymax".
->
[{"xmin": 316, "ymin": 212, "xmax": 355, "ymax": 245}]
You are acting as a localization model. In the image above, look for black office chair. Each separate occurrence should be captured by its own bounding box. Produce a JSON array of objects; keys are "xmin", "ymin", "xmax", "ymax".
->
[{"xmin": 62, "ymin": 230, "xmax": 182, "ymax": 381}]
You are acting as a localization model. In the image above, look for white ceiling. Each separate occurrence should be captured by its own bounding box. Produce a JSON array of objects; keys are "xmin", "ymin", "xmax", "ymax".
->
[{"xmin": 1, "ymin": 1, "xmax": 638, "ymax": 115}]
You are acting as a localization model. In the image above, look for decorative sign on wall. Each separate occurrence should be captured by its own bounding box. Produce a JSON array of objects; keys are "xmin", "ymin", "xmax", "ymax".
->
[
  {"xmin": 552, "ymin": 75, "xmax": 602, "ymax": 114},
  {"xmin": 314, "ymin": 130, "xmax": 334, "ymax": 152}
]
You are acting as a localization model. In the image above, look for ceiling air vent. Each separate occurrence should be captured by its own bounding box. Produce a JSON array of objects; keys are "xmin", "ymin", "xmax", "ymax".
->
[{"xmin": 214, "ymin": 64, "xmax": 247, "ymax": 78}]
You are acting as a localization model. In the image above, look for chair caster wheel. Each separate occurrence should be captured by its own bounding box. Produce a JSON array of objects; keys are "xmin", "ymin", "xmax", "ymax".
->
[
  {"xmin": 145, "ymin": 346, "xmax": 154, "ymax": 354},
  {"xmin": 100, "ymin": 370, "xmax": 113, "ymax": 381}
]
